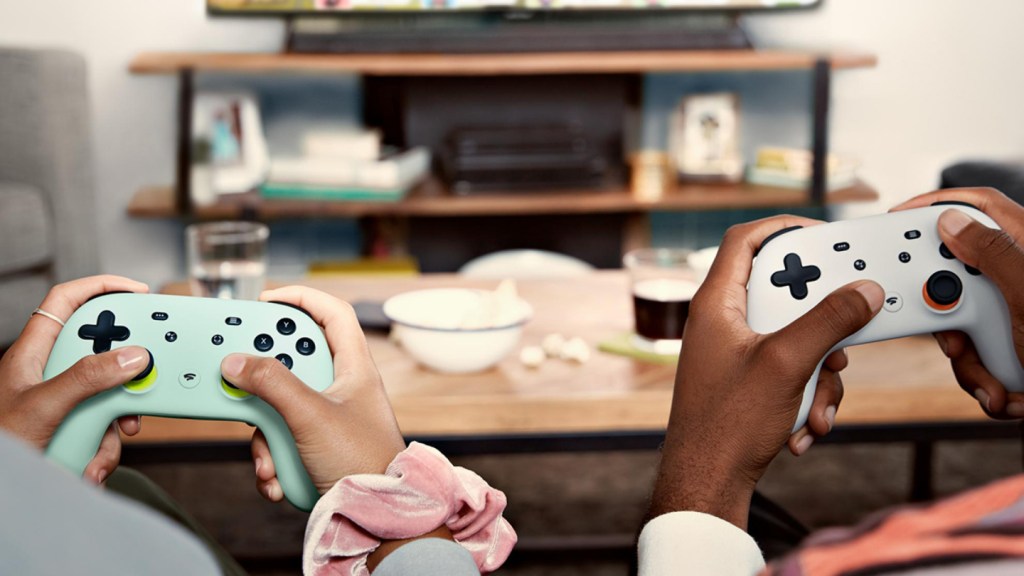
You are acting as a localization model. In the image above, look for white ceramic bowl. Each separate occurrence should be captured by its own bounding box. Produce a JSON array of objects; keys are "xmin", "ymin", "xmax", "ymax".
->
[{"xmin": 383, "ymin": 288, "xmax": 533, "ymax": 373}]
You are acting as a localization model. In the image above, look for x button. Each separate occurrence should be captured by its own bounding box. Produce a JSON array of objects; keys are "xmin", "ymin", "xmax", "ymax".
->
[{"xmin": 770, "ymin": 253, "xmax": 822, "ymax": 301}]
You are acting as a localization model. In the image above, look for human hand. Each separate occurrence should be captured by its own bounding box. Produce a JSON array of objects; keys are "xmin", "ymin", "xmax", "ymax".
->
[
  {"xmin": 891, "ymin": 187, "xmax": 1024, "ymax": 418},
  {"xmin": 218, "ymin": 286, "xmax": 406, "ymax": 502},
  {"xmin": 0, "ymin": 275, "xmax": 151, "ymax": 484},
  {"xmin": 648, "ymin": 216, "xmax": 884, "ymax": 529}
]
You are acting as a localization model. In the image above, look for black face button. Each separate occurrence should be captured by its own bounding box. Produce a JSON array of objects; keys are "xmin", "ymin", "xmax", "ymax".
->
[
  {"xmin": 77, "ymin": 310, "xmax": 130, "ymax": 354},
  {"xmin": 854, "ymin": 259, "xmax": 866, "ymax": 271},
  {"xmin": 966, "ymin": 264, "xmax": 982, "ymax": 276},
  {"xmin": 277, "ymin": 318, "xmax": 296, "ymax": 336},
  {"xmin": 275, "ymin": 353, "xmax": 293, "ymax": 370},
  {"xmin": 254, "ymin": 334, "xmax": 274, "ymax": 353},
  {"xmin": 926, "ymin": 271, "xmax": 963, "ymax": 306},
  {"xmin": 151, "ymin": 312, "xmax": 169, "ymax": 321},
  {"xmin": 212, "ymin": 334, "xmax": 224, "ymax": 346},
  {"xmin": 165, "ymin": 331, "xmax": 177, "ymax": 343},
  {"xmin": 904, "ymin": 230, "xmax": 921, "ymax": 240},
  {"xmin": 899, "ymin": 252, "xmax": 911, "ymax": 263},
  {"xmin": 833, "ymin": 242, "xmax": 850, "ymax": 252},
  {"xmin": 939, "ymin": 243, "xmax": 955, "ymax": 259},
  {"xmin": 769, "ymin": 253, "xmax": 822, "ymax": 301},
  {"xmin": 932, "ymin": 200, "xmax": 979, "ymax": 210},
  {"xmin": 756, "ymin": 226, "xmax": 803, "ymax": 256},
  {"xmin": 296, "ymin": 337, "xmax": 316, "ymax": 356},
  {"xmin": 226, "ymin": 317, "xmax": 242, "ymax": 326}
]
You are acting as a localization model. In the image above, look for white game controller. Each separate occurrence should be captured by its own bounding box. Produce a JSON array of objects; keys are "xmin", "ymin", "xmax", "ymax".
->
[{"xmin": 747, "ymin": 202, "xmax": 1024, "ymax": 432}]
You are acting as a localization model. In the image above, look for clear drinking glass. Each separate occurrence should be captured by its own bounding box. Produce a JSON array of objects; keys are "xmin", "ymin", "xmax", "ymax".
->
[
  {"xmin": 186, "ymin": 221, "xmax": 269, "ymax": 300},
  {"xmin": 623, "ymin": 247, "xmax": 699, "ymax": 355}
]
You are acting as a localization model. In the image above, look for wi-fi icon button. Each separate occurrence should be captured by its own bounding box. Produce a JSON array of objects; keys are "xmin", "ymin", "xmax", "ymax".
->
[
  {"xmin": 179, "ymin": 372, "xmax": 200, "ymax": 388},
  {"xmin": 884, "ymin": 294, "xmax": 902, "ymax": 311}
]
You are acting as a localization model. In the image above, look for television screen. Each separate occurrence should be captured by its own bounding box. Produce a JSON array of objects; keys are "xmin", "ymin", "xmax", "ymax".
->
[{"xmin": 209, "ymin": 0, "xmax": 820, "ymax": 13}]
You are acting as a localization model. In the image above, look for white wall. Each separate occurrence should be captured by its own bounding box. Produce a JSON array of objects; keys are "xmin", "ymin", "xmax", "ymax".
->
[{"xmin": 1, "ymin": 0, "xmax": 1022, "ymax": 284}]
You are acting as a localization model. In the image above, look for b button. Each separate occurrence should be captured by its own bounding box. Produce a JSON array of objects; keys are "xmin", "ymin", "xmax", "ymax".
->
[{"xmin": 296, "ymin": 337, "xmax": 315, "ymax": 356}]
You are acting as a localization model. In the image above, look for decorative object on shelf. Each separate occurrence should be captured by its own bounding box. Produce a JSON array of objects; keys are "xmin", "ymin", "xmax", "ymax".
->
[
  {"xmin": 191, "ymin": 91, "xmax": 269, "ymax": 200},
  {"xmin": 669, "ymin": 92, "xmax": 743, "ymax": 183},
  {"xmin": 746, "ymin": 146, "xmax": 860, "ymax": 191},
  {"xmin": 630, "ymin": 150, "xmax": 672, "ymax": 201}
]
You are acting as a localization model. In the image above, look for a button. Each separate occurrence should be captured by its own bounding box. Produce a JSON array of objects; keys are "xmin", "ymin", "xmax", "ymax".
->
[
  {"xmin": 275, "ymin": 353, "xmax": 294, "ymax": 369},
  {"xmin": 296, "ymin": 337, "xmax": 316, "ymax": 356},
  {"xmin": 899, "ymin": 252, "xmax": 911, "ymax": 264},
  {"xmin": 756, "ymin": 226, "xmax": 803, "ymax": 256},
  {"xmin": 939, "ymin": 243, "xmax": 955, "ymax": 259},
  {"xmin": 277, "ymin": 318, "xmax": 296, "ymax": 336},
  {"xmin": 966, "ymin": 264, "xmax": 982, "ymax": 276},
  {"xmin": 165, "ymin": 331, "xmax": 177, "ymax": 343},
  {"xmin": 932, "ymin": 200, "xmax": 979, "ymax": 210},
  {"xmin": 212, "ymin": 334, "xmax": 224, "ymax": 346},
  {"xmin": 924, "ymin": 270, "xmax": 963, "ymax": 311},
  {"xmin": 226, "ymin": 317, "xmax": 242, "ymax": 326},
  {"xmin": 883, "ymin": 292, "xmax": 903, "ymax": 313},
  {"xmin": 769, "ymin": 253, "xmax": 822, "ymax": 301},
  {"xmin": 221, "ymin": 378, "xmax": 251, "ymax": 400},
  {"xmin": 904, "ymin": 230, "xmax": 921, "ymax": 240},
  {"xmin": 254, "ymin": 334, "xmax": 274, "ymax": 352},
  {"xmin": 151, "ymin": 312, "xmax": 169, "ymax": 321},
  {"xmin": 178, "ymin": 371, "xmax": 200, "ymax": 390},
  {"xmin": 833, "ymin": 242, "xmax": 850, "ymax": 252},
  {"xmin": 77, "ymin": 310, "xmax": 130, "ymax": 354},
  {"xmin": 854, "ymin": 259, "xmax": 866, "ymax": 271},
  {"xmin": 124, "ymin": 353, "xmax": 157, "ymax": 394}
]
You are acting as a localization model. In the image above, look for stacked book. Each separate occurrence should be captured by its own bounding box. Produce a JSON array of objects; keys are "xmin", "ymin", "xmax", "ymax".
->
[
  {"xmin": 746, "ymin": 147, "xmax": 860, "ymax": 192},
  {"xmin": 261, "ymin": 129, "xmax": 430, "ymax": 202}
]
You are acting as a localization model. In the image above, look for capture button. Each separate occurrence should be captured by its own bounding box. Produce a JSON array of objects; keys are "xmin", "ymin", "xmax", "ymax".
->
[
  {"xmin": 904, "ymin": 230, "xmax": 921, "ymax": 240},
  {"xmin": 296, "ymin": 337, "xmax": 316, "ymax": 356},
  {"xmin": 226, "ymin": 317, "xmax": 242, "ymax": 326},
  {"xmin": 254, "ymin": 334, "xmax": 274, "ymax": 352},
  {"xmin": 899, "ymin": 252, "xmax": 911, "ymax": 264},
  {"xmin": 151, "ymin": 312, "xmax": 169, "ymax": 321},
  {"xmin": 833, "ymin": 242, "xmax": 850, "ymax": 252},
  {"xmin": 178, "ymin": 371, "xmax": 200, "ymax": 389},
  {"xmin": 924, "ymin": 270, "xmax": 963, "ymax": 311},
  {"xmin": 212, "ymin": 334, "xmax": 224, "ymax": 346},
  {"xmin": 275, "ymin": 353, "xmax": 293, "ymax": 370},
  {"xmin": 277, "ymin": 318, "xmax": 296, "ymax": 336}
]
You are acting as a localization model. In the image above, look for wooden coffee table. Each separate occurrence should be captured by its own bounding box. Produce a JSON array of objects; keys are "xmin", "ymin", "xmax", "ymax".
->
[{"xmin": 125, "ymin": 271, "xmax": 1018, "ymax": 500}]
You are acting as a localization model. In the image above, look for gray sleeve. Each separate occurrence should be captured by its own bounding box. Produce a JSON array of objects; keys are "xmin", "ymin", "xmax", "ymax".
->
[
  {"xmin": 0, "ymin": 431, "xmax": 220, "ymax": 575},
  {"xmin": 373, "ymin": 538, "xmax": 481, "ymax": 576}
]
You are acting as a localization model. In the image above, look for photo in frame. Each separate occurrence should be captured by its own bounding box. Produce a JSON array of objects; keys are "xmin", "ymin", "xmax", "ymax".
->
[{"xmin": 668, "ymin": 92, "xmax": 743, "ymax": 182}]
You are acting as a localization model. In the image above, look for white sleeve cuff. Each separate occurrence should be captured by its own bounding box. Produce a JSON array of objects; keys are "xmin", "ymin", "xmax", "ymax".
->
[{"xmin": 638, "ymin": 511, "xmax": 766, "ymax": 576}]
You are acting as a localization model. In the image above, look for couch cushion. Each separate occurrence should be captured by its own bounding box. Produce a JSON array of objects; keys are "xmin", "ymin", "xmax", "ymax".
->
[
  {"xmin": 0, "ymin": 272, "xmax": 52, "ymax": 346},
  {"xmin": 0, "ymin": 182, "xmax": 52, "ymax": 276}
]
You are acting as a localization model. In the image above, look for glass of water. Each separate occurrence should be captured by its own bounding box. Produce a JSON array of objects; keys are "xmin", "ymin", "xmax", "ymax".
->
[{"xmin": 186, "ymin": 221, "xmax": 269, "ymax": 300}]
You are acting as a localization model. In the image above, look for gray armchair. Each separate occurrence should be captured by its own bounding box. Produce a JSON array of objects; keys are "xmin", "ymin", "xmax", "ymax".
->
[{"xmin": 0, "ymin": 47, "xmax": 98, "ymax": 346}]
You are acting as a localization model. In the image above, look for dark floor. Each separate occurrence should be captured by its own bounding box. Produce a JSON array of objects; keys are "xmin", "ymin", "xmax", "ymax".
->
[{"xmin": 130, "ymin": 437, "xmax": 1024, "ymax": 575}]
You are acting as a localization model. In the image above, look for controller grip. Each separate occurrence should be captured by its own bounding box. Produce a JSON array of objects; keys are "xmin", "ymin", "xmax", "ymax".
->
[
  {"xmin": 793, "ymin": 360, "xmax": 826, "ymax": 434},
  {"xmin": 46, "ymin": 399, "xmax": 115, "ymax": 476},
  {"xmin": 254, "ymin": 411, "xmax": 321, "ymax": 512},
  {"xmin": 970, "ymin": 324, "xmax": 1024, "ymax": 394}
]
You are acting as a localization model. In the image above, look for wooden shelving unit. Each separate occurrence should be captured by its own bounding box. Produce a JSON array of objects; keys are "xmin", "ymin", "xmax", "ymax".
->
[
  {"xmin": 128, "ymin": 179, "xmax": 878, "ymax": 220},
  {"xmin": 127, "ymin": 48, "xmax": 878, "ymax": 267},
  {"xmin": 129, "ymin": 49, "xmax": 877, "ymax": 76}
]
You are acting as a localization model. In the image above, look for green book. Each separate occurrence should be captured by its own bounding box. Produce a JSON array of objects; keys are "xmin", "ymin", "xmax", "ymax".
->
[{"xmin": 260, "ymin": 183, "xmax": 407, "ymax": 202}]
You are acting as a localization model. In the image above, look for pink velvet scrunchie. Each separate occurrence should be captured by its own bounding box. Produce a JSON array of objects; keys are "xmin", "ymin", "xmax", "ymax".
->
[{"xmin": 303, "ymin": 442, "xmax": 517, "ymax": 575}]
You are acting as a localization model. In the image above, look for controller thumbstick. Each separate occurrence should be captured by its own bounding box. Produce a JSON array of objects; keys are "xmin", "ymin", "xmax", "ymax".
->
[
  {"xmin": 124, "ymin": 350, "xmax": 157, "ymax": 393},
  {"xmin": 924, "ymin": 271, "xmax": 963, "ymax": 311}
]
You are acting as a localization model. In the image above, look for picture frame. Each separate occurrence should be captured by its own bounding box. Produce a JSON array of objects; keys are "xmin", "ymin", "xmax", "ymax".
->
[{"xmin": 668, "ymin": 92, "xmax": 743, "ymax": 182}]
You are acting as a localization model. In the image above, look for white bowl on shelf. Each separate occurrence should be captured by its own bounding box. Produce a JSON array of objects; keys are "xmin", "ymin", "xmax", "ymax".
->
[{"xmin": 383, "ymin": 288, "xmax": 533, "ymax": 374}]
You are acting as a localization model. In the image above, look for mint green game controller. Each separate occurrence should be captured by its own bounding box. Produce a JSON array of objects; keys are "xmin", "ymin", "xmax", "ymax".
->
[{"xmin": 43, "ymin": 293, "xmax": 334, "ymax": 511}]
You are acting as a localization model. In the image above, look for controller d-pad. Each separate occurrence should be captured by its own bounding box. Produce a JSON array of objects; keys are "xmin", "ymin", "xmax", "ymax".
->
[
  {"xmin": 77, "ymin": 310, "xmax": 130, "ymax": 354},
  {"xmin": 770, "ymin": 253, "xmax": 821, "ymax": 301}
]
